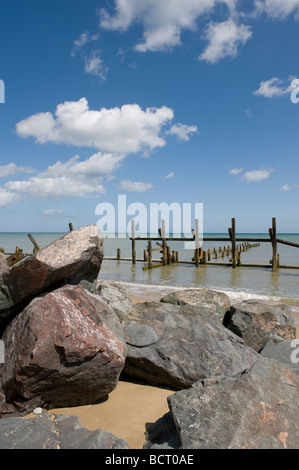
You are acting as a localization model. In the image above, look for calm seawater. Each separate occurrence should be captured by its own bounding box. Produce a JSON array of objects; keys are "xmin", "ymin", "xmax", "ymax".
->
[{"xmin": 1, "ymin": 232, "xmax": 299, "ymax": 314}]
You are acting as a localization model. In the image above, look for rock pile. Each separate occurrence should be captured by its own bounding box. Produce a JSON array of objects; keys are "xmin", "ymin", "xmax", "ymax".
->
[{"xmin": 0, "ymin": 228, "xmax": 297, "ymax": 449}]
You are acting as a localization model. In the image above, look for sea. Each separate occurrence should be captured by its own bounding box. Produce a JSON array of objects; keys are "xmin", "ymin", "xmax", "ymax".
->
[{"xmin": 1, "ymin": 231, "xmax": 299, "ymax": 326}]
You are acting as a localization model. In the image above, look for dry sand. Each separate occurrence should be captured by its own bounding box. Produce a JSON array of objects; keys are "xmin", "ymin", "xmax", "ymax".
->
[{"xmin": 49, "ymin": 380, "xmax": 174, "ymax": 449}]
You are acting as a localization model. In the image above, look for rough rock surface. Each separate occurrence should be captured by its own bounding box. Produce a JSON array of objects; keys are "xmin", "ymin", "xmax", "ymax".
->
[
  {"xmin": 0, "ymin": 253, "xmax": 8, "ymax": 275},
  {"xmin": 94, "ymin": 281, "xmax": 134, "ymax": 321},
  {"xmin": 224, "ymin": 299, "xmax": 296, "ymax": 352},
  {"xmin": 0, "ymin": 412, "xmax": 130, "ymax": 449},
  {"xmin": 260, "ymin": 335, "xmax": 299, "ymax": 374},
  {"xmin": 122, "ymin": 301, "xmax": 259, "ymax": 389},
  {"xmin": 145, "ymin": 357, "xmax": 299, "ymax": 449},
  {"xmin": 0, "ymin": 284, "xmax": 126, "ymax": 416},
  {"xmin": 160, "ymin": 288, "xmax": 231, "ymax": 323},
  {"xmin": 0, "ymin": 225, "xmax": 104, "ymax": 329}
]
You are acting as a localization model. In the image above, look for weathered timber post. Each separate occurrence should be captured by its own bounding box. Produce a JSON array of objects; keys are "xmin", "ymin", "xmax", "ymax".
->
[
  {"xmin": 117, "ymin": 248, "xmax": 121, "ymax": 260},
  {"xmin": 28, "ymin": 233, "xmax": 40, "ymax": 253},
  {"xmin": 228, "ymin": 218, "xmax": 236, "ymax": 268},
  {"xmin": 269, "ymin": 217, "xmax": 278, "ymax": 272},
  {"xmin": 143, "ymin": 249, "xmax": 148, "ymax": 262},
  {"xmin": 161, "ymin": 220, "xmax": 167, "ymax": 266},
  {"xmin": 131, "ymin": 220, "xmax": 136, "ymax": 265},
  {"xmin": 167, "ymin": 246, "xmax": 172, "ymax": 264},
  {"xmin": 195, "ymin": 219, "xmax": 200, "ymax": 267},
  {"xmin": 202, "ymin": 251, "xmax": 207, "ymax": 264},
  {"xmin": 148, "ymin": 240, "xmax": 152, "ymax": 269},
  {"xmin": 69, "ymin": 223, "xmax": 73, "ymax": 232}
]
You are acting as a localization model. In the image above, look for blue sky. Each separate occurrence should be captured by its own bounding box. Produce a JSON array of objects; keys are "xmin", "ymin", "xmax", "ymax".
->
[{"xmin": 0, "ymin": 0, "xmax": 299, "ymax": 233}]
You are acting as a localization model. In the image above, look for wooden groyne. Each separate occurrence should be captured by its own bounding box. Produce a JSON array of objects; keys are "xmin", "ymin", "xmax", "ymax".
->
[{"xmin": 111, "ymin": 217, "xmax": 298, "ymax": 272}]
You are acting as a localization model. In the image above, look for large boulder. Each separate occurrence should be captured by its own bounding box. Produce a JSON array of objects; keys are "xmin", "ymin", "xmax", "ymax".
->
[
  {"xmin": 0, "ymin": 412, "xmax": 130, "ymax": 449},
  {"xmin": 160, "ymin": 288, "xmax": 230, "ymax": 323},
  {"xmin": 145, "ymin": 357, "xmax": 299, "ymax": 449},
  {"xmin": 0, "ymin": 284, "xmax": 126, "ymax": 417},
  {"xmin": 260, "ymin": 335, "xmax": 299, "ymax": 375},
  {"xmin": 94, "ymin": 281, "xmax": 134, "ymax": 322},
  {"xmin": 0, "ymin": 225, "xmax": 104, "ymax": 329},
  {"xmin": 224, "ymin": 299, "xmax": 296, "ymax": 352},
  {"xmin": 122, "ymin": 301, "xmax": 259, "ymax": 389}
]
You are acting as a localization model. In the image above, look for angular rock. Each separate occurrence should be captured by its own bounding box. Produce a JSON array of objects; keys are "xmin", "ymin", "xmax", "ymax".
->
[
  {"xmin": 260, "ymin": 335, "xmax": 299, "ymax": 374},
  {"xmin": 145, "ymin": 357, "xmax": 299, "ymax": 449},
  {"xmin": 164, "ymin": 357, "xmax": 299, "ymax": 449},
  {"xmin": 0, "ymin": 253, "xmax": 8, "ymax": 275},
  {"xmin": 0, "ymin": 412, "xmax": 130, "ymax": 449},
  {"xmin": 0, "ymin": 284, "xmax": 125, "ymax": 416},
  {"xmin": 224, "ymin": 299, "xmax": 296, "ymax": 352},
  {"xmin": 94, "ymin": 281, "xmax": 134, "ymax": 322},
  {"xmin": 122, "ymin": 301, "xmax": 259, "ymax": 389},
  {"xmin": 0, "ymin": 225, "xmax": 104, "ymax": 329},
  {"xmin": 160, "ymin": 288, "xmax": 230, "ymax": 323}
]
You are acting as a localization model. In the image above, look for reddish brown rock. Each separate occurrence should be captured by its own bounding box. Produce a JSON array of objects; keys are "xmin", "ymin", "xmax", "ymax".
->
[
  {"xmin": 0, "ymin": 225, "xmax": 104, "ymax": 329},
  {"xmin": 224, "ymin": 299, "xmax": 296, "ymax": 352},
  {"xmin": 0, "ymin": 284, "xmax": 125, "ymax": 416}
]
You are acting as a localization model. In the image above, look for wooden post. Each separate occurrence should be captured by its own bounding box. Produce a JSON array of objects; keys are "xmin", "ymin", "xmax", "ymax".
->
[
  {"xmin": 117, "ymin": 248, "xmax": 121, "ymax": 260},
  {"xmin": 167, "ymin": 246, "xmax": 172, "ymax": 264},
  {"xmin": 207, "ymin": 249, "xmax": 211, "ymax": 261},
  {"xmin": 269, "ymin": 217, "xmax": 278, "ymax": 272},
  {"xmin": 228, "ymin": 218, "xmax": 236, "ymax": 268},
  {"xmin": 28, "ymin": 233, "xmax": 40, "ymax": 253},
  {"xmin": 202, "ymin": 251, "xmax": 207, "ymax": 264},
  {"xmin": 195, "ymin": 219, "xmax": 200, "ymax": 267},
  {"xmin": 131, "ymin": 220, "xmax": 136, "ymax": 265},
  {"xmin": 144, "ymin": 249, "xmax": 148, "ymax": 262},
  {"xmin": 69, "ymin": 223, "xmax": 73, "ymax": 232},
  {"xmin": 148, "ymin": 240, "xmax": 152, "ymax": 269},
  {"xmin": 176, "ymin": 251, "xmax": 179, "ymax": 263},
  {"xmin": 161, "ymin": 220, "xmax": 167, "ymax": 266}
]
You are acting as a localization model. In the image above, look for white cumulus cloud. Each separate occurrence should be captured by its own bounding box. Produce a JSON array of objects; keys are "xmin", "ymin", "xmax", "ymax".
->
[
  {"xmin": 118, "ymin": 180, "xmax": 154, "ymax": 192},
  {"xmin": 199, "ymin": 19, "xmax": 252, "ymax": 63},
  {"xmin": 229, "ymin": 168, "xmax": 243, "ymax": 175},
  {"xmin": 254, "ymin": 0, "xmax": 299, "ymax": 19},
  {"xmin": 167, "ymin": 123, "xmax": 198, "ymax": 141},
  {"xmin": 253, "ymin": 77, "xmax": 295, "ymax": 98},
  {"xmin": 243, "ymin": 168, "xmax": 274, "ymax": 182},
  {"xmin": 16, "ymin": 98, "xmax": 176, "ymax": 155},
  {"xmin": 99, "ymin": 0, "xmax": 238, "ymax": 53},
  {"xmin": 0, "ymin": 163, "xmax": 36, "ymax": 178}
]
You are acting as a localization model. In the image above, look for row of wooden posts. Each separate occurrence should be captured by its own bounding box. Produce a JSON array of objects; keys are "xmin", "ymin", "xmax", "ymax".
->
[{"xmin": 124, "ymin": 217, "xmax": 299, "ymax": 272}]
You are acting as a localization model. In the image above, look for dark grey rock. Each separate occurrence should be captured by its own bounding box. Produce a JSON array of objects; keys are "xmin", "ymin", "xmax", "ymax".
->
[
  {"xmin": 0, "ymin": 225, "xmax": 104, "ymax": 329},
  {"xmin": 122, "ymin": 301, "xmax": 259, "ymax": 389},
  {"xmin": 0, "ymin": 412, "xmax": 130, "ymax": 449},
  {"xmin": 260, "ymin": 335, "xmax": 299, "ymax": 374},
  {"xmin": 143, "ymin": 412, "xmax": 181, "ymax": 449},
  {"xmin": 224, "ymin": 299, "xmax": 296, "ymax": 352},
  {"xmin": 161, "ymin": 288, "xmax": 231, "ymax": 323},
  {"xmin": 94, "ymin": 281, "xmax": 134, "ymax": 322},
  {"xmin": 165, "ymin": 357, "xmax": 299, "ymax": 449}
]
